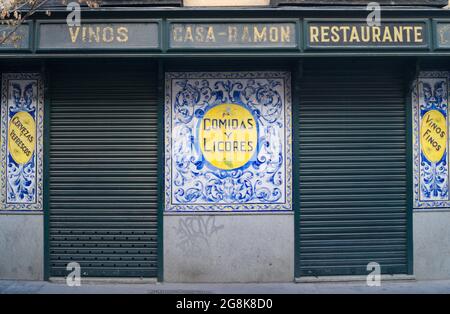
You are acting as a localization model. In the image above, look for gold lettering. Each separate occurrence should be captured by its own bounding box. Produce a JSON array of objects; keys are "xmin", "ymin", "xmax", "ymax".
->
[
  {"xmin": 320, "ymin": 26, "xmax": 330, "ymax": 43},
  {"xmin": 228, "ymin": 26, "xmax": 238, "ymax": 42},
  {"xmin": 206, "ymin": 26, "xmax": 215, "ymax": 42},
  {"xmin": 310, "ymin": 26, "xmax": 319, "ymax": 43},
  {"xmin": 102, "ymin": 27, "xmax": 114, "ymax": 43},
  {"xmin": 195, "ymin": 26, "xmax": 205, "ymax": 42},
  {"xmin": 330, "ymin": 26, "xmax": 340, "ymax": 42},
  {"xmin": 340, "ymin": 26, "xmax": 350, "ymax": 42},
  {"xmin": 184, "ymin": 26, "xmax": 194, "ymax": 42},
  {"xmin": 404, "ymin": 26, "xmax": 413, "ymax": 42},
  {"xmin": 382, "ymin": 27, "xmax": 393, "ymax": 42},
  {"xmin": 280, "ymin": 26, "xmax": 290, "ymax": 42},
  {"xmin": 372, "ymin": 27, "xmax": 381, "ymax": 42},
  {"xmin": 349, "ymin": 27, "xmax": 360, "ymax": 42},
  {"xmin": 269, "ymin": 27, "xmax": 279, "ymax": 42},
  {"xmin": 241, "ymin": 26, "xmax": 251, "ymax": 42},
  {"xmin": 173, "ymin": 26, "xmax": 183, "ymax": 42},
  {"xmin": 393, "ymin": 26, "xmax": 403, "ymax": 42},
  {"xmin": 68, "ymin": 27, "xmax": 80, "ymax": 43},
  {"xmin": 82, "ymin": 26, "xmax": 87, "ymax": 42},
  {"xmin": 117, "ymin": 27, "xmax": 128, "ymax": 43},
  {"xmin": 414, "ymin": 26, "xmax": 423, "ymax": 43},
  {"xmin": 88, "ymin": 26, "xmax": 100, "ymax": 43},
  {"xmin": 361, "ymin": 26, "xmax": 370, "ymax": 42},
  {"xmin": 254, "ymin": 26, "xmax": 267, "ymax": 42}
]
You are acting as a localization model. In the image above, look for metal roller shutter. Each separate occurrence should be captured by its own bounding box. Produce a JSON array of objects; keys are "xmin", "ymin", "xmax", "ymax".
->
[
  {"xmin": 297, "ymin": 60, "xmax": 409, "ymax": 277},
  {"xmin": 49, "ymin": 62, "xmax": 159, "ymax": 277}
]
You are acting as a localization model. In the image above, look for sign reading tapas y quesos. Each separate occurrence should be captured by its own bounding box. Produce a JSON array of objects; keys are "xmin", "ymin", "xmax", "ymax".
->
[
  {"xmin": 305, "ymin": 20, "xmax": 429, "ymax": 49},
  {"xmin": 37, "ymin": 21, "xmax": 160, "ymax": 50}
]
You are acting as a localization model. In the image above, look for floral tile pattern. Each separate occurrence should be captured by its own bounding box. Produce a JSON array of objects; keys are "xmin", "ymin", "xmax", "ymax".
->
[
  {"xmin": 413, "ymin": 71, "xmax": 450, "ymax": 209},
  {"xmin": 0, "ymin": 73, "xmax": 44, "ymax": 211},
  {"xmin": 165, "ymin": 72, "xmax": 292, "ymax": 212}
]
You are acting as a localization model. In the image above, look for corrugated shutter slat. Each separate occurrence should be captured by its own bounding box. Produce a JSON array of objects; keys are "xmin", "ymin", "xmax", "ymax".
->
[
  {"xmin": 49, "ymin": 63, "xmax": 159, "ymax": 278},
  {"xmin": 297, "ymin": 61, "xmax": 408, "ymax": 277}
]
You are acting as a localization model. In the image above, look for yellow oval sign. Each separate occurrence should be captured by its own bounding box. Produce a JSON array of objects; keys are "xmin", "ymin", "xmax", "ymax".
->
[
  {"xmin": 199, "ymin": 104, "xmax": 258, "ymax": 170},
  {"xmin": 421, "ymin": 109, "xmax": 447, "ymax": 163},
  {"xmin": 8, "ymin": 111, "xmax": 36, "ymax": 165}
]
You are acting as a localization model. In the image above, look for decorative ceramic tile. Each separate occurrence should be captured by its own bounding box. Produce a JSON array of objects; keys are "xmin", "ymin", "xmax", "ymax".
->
[
  {"xmin": 0, "ymin": 73, "xmax": 44, "ymax": 211},
  {"xmin": 413, "ymin": 71, "xmax": 450, "ymax": 209},
  {"xmin": 165, "ymin": 72, "xmax": 292, "ymax": 212}
]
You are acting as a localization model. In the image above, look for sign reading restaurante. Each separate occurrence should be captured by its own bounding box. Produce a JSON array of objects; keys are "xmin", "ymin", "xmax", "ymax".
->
[{"xmin": 305, "ymin": 21, "xmax": 429, "ymax": 49}]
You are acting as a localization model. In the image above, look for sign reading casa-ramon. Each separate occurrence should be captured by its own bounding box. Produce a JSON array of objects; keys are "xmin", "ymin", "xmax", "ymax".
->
[{"xmin": 169, "ymin": 22, "xmax": 298, "ymax": 49}]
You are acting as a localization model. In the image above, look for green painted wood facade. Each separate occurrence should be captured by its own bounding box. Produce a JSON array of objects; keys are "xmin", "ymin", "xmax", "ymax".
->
[
  {"xmin": 1, "ymin": 7, "xmax": 450, "ymax": 57},
  {"xmin": 1, "ymin": 5, "xmax": 449, "ymax": 280}
]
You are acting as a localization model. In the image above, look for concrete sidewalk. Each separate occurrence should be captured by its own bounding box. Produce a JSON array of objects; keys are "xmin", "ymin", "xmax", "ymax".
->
[{"xmin": 1, "ymin": 279, "xmax": 450, "ymax": 294}]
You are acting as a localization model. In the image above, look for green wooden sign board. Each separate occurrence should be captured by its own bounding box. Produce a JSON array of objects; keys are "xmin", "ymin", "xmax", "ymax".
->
[
  {"xmin": 435, "ymin": 20, "xmax": 450, "ymax": 50},
  {"xmin": 304, "ymin": 19, "xmax": 430, "ymax": 50},
  {"xmin": 37, "ymin": 20, "xmax": 161, "ymax": 51},
  {"xmin": 168, "ymin": 20, "xmax": 299, "ymax": 50},
  {"xmin": 1, "ymin": 17, "xmax": 450, "ymax": 55},
  {"xmin": 0, "ymin": 24, "xmax": 31, "ymax": 51}
]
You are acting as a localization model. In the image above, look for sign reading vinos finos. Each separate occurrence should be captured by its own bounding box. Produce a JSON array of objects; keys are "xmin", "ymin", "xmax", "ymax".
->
[
  {"xmin": 413, "ymin": 72, "xmax": 450, "ymax": 209},
  {"xmin": 420, "ymin": 110, "xmax": 447, "ymax": 163},
  {"xmin": 165, "ymin": 72, "xmax": 292, "ymax": 212}
]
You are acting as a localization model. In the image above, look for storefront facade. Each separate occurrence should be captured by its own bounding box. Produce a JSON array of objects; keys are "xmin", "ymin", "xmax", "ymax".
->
[{"xmin": 1, "ymin": 0, "xmax": 450, "ymax": 282}]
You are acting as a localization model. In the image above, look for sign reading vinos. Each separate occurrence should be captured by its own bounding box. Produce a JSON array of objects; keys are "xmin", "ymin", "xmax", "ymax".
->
[
  {"xmin": 37, "ymin": 21, "xmax": 160, "ymax": 51},
  {"xmin": 165, "ymin": 72, "xmax": 292, "ymax": 212}
]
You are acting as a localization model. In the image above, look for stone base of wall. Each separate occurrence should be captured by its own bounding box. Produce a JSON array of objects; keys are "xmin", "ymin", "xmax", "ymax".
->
[
  {"xmin": 414, "ymin": 211, "xmax": 450, "ymax": 280},
  {"xmin": 164, "ymin": 214, "xmax": 294, "ymax": 283},
  {"xmin": 0, "ymin": 214, "xmax": 44, "ymax": 280}
]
